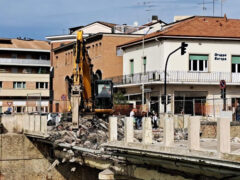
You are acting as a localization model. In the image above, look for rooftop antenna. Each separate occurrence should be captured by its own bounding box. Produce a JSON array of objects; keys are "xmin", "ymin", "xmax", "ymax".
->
[
  {"xmin": 198, "ymin": 0, "xmax": 211, "ymax": 15},
  {"xmin": 221, "ymin": 0, "xmax": 227, "ymax": 17}
]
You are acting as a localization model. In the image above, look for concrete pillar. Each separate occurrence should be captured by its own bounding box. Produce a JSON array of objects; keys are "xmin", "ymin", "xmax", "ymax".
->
[
  {"xmin": 142, "ymin": 117, "xmax": 153, "ymax": 144},
  {"xmin": 109, "ymin": 116, "xmax": 118, "ymax": 142},
  {"xmin": 71, "ymin": 96, "xmax": 80, "ymax": 129},
  {"xmin": 23, "ymin": 114, "xmax": 30, "ymax": 132},
  {"xmin": 35, "ymin": 115, "xmax": 41, "ymax": 133},
  {"xmin": 174, "ymin": 115, "xmax": 179, "ymax": 129},
  {"xmin": 124, "ymin": 117, "xmax": 134, "ymax": 143},
  {"xmin": 98, "ymin": 169, "xmax": 114, "ymax": 180},
  {"xmin": 183, "ymin": 114, "xmax": 190, "ymax": 129},
  {"xmin": 29, "ymin": 115, "xmax": 35, "ymax": 132},
  {"xmin": 163, "ymin": 114, "xmax": 174, "ymax": 146},
  {"xmin": 217, "ymin": 117, "xmax": 230, "ymax": 154},
  {"xmin": 41, "ymin": 115, "xmax": 47, "ymax": 135},
  {"xmin": 188, "ymin": 116, "xmax": 201, "ymax": 151}
]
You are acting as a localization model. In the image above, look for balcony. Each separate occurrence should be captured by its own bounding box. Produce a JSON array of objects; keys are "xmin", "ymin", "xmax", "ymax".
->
[
  {"xmin": 110, "ymin": 71, "xmax": 240, "ymax": 86},
  {"xmin": 0, "ymin": 58, "xmax": 50, "ymax": 67}
]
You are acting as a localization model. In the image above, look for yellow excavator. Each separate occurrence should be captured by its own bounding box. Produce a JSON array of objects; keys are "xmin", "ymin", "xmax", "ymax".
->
[{"xmin": 69, "ymin": 31, "xmax": 113, "ymax": 128}]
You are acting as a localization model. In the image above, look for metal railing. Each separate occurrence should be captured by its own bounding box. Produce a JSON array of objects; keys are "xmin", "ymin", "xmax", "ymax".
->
[
  {"xmin": 0, "ymin": 58, "xmax": 50, "ymax": 67},
  {"xmin": 110, "ymin": 71, "xmax": 240, "ymax": 85}
]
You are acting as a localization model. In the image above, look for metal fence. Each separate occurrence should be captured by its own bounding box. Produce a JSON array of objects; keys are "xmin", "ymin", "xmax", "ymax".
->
[{"xmin": 109, "ymin": 70, "xmax": 240, "ymax": 85}]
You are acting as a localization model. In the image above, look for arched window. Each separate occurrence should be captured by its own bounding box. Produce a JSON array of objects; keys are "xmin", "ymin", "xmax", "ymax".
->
[{"xmin": 95, "ymin": 70, "xmax": 102, "ymax": 80}]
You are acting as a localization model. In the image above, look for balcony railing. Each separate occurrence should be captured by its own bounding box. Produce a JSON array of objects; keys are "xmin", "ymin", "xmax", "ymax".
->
[
  {"xmin": 0, "ymin": 58, "xmax": 50, "ymax": 67},
  {"xmin": 109, "ymin": 71, "xmax": 240, "ymax": 86}
]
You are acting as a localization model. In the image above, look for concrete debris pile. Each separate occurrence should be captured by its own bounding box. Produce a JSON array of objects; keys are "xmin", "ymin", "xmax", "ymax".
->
[
  {"xmin": 47, "ymin": 116, "xmax": 192, "ymax": 149},
  {"xmin": 231, "ymin": 137, "xmax": 240, "ymax": 143},
  {"xmin": 47, "ymin": 117, "xmax": 125, "ymax": 149}
]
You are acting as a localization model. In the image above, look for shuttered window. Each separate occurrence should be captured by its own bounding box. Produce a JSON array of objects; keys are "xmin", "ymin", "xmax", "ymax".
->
[
  {"xmin": 232, "ymin": 56, "xmax": 240, "ymax": 73},
  {"xmin": 130, "ymin": 59, "xmax": 134, "ymax": 75},
  {"xmin": 189, "ymin": 55, "xmax": 208, "ymax": 72}
]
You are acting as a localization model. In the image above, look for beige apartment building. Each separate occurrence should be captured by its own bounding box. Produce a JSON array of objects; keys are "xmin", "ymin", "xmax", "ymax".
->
[{"xmin": 0, "ymin": 38, "xmax": 50, "ymax": 113}]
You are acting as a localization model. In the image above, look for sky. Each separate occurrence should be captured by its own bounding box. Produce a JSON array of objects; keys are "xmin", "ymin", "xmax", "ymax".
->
[{"xmin": 0, "ymin": 0, "xmax": 240, "ymax": 40}]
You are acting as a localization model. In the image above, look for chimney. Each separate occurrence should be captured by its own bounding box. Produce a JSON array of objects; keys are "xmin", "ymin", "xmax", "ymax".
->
[
  {"xmin": 152, "ymin": 15, "xmax": 158, "ymax": 23},
  {"xmin": 224, "ymin": 14, "xmax": 228, "ymax": 22}
]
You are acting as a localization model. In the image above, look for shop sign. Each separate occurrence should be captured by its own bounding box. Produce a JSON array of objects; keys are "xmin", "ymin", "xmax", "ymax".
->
[{"xmin": 215, "ymin": 53, "xmax": 227, "ymax": 61}]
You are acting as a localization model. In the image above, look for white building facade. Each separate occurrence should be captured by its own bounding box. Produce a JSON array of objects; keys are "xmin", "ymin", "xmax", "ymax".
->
[{"xmin": 114, "ymin": 16, "xmax": 240, "ymax": 118}]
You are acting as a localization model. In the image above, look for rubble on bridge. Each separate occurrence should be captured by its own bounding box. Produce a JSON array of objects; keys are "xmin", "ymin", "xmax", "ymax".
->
[{"xmin": 47, "ymin": 116, "xmax": 189, "ymax": 150}]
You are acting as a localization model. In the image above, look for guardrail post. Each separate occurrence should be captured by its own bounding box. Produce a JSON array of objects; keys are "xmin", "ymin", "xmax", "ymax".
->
[
  {"xmin": 217, "ymin": 116, "xmax": 230, "ymax": 154},
  {"xmin": 163, "ymin": 114, "xmax": 174, "ymax": 146},
  {"xmin": 188, "ymin": 116, "xmax": 201, "ymax": 150},
  {"xmin": 124, "ymin": 117, "xmax": 134, "ymax": 143},
  {"xmin": 109, "ymin": 116, "xmax": 118, "ymax": 142},
  {"xmin": 142, "ymin": 117, "xmax": 152, "ymax": 144}
]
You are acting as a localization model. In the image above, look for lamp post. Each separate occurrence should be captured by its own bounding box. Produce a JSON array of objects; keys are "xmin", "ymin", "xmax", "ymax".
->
[
  {"xmin": 164, "ymin": 42, "xmax": 188, "ymax": 113},
  {"xmin": 141, "ymin": 27, "xmax": 153, "ymax": 109}
]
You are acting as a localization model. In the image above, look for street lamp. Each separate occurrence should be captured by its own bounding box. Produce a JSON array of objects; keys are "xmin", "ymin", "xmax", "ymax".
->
[
  {"xmin": 163, "ymin": 42, "xmax": 188, "ymax": 113},
  {"xmin": 142, "ymin": 27, "xmax": 153, "ymax": 109}
]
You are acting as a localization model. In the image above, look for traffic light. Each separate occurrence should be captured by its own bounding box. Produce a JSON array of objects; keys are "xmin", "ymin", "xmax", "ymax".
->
[
  {"xmin": 167, "ymin": 95, "xmax": 171, "ymax": 104},
  {"xmin": 161, "ymin": 95, "xmax": 166, "ymax": 105},
  {"xmin": 221, "ymin": 88, "xmax": 226, "ymax": 99},
  {"xmin": 181, "ymin": 42, "xmax": 188, "ymax": 55}
]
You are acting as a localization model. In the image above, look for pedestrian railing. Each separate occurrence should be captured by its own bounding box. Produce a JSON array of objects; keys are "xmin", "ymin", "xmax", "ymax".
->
[
  {"xmin": 107, "ymin": 114, "xmax": 238, "ymax": 159},
  {"xmin": 109, "ymin": 71, "xmax": 240, "ymax": 85}
]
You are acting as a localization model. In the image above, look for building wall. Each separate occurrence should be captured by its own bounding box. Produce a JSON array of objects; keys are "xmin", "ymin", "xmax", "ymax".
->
[
  {"xmin": 73, "ymin": 23, "xmax": 112, "ymax": 35},
  {"xmin": 0, "ymin": 45, "xmax": 50, "ymax": 113},
  {"xmin": 123, "ymin": 39, "xmax": 240, "ymax": 75},
  {"xmin": 88, "ymin": 35, "xmax": 140, "ymax": 79},
  {"xmin": 52, "ymin": 48, "xmax": 73, "ymax": 112}
]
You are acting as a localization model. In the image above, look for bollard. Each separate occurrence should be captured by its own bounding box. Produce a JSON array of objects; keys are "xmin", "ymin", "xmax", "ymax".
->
[
  {"xmin": 188, "ymin": 116, "xmax": 201, "ymax": 150},
  {"xmin": 124, "ymin": 117, "xmax": 134, "ymax": 143},
  {"xmin": 142, "ymin": 117, "xmax": 153, "ymax": 144},
  {"xmin": 99, "ymin": 169, "xmax": 114, "ymax": 180},
  {"xmin": 163, "ymin": 114, "xmax": 174, "ymax": 146},
  {"xmin": 109, "ymin": 116, "xmax": 118, "ymax": 142},
  {"xmin": 217, "ymin": 117, "xmax": 230, "ymax": 154}
]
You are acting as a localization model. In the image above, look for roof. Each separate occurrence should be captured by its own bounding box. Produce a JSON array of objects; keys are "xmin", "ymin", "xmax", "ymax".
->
[
  {"xmin": 118, "ymin": 16, "xmax": 240, "ymax": 48},
  {"xmin": 69, "ymin": 21, "xmax": 116, "ymax": 33},
  {"xmin": 53, "ymin": 33, "xmax": 142, "ymax": 53},
  {"xmin": 0, "ymin": 38, "xmax": 50, "ymax": 51}
]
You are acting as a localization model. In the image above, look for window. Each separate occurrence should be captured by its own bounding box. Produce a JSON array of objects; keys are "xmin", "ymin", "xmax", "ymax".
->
[
  {"xmin": 26, "ymin": 54, "xmax": 32, "ymax": 59},
  {"xmin": 130, "ymin": 59, "xmax": 134, "ymax": 75},
  {"xmin": 11, "ymin": 53, "xmax": 17, "ymax": 58},
  {"xmin": 143, "ymin": 56, "xmax": 147, "ymax": 74},
  {"xmin": 0, "ymin": 81, "xmax": 2, "ymax": 88},
  {"xmin": 39, "ymin": 55, "xmax": 47, "ymax": 60},
  {"xmin": 232, "ymin": 56, "xmax": 240, "ymax": 73},
  {"xmin": 14, "ymin": 106, "xmax": 25, "ymax": 113},
  {"xmin": 36, "ymin": 82, "xmax": 48, "ymax": 89},
  {"xmin": 189, "ymin": 55, "xmax": 208, "ymax": 72},
  {"xmin": 13, "ymin": 82, "xmax": 26, "ymax": 89}
]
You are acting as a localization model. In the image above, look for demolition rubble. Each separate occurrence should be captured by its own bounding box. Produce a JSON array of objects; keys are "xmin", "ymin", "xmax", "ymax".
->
[{"xmin": 47, "ymin": 116, "xmax": 190, "ymax": 150}]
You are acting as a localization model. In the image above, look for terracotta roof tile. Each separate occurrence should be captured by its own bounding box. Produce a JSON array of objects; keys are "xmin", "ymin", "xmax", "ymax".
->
[{"xmin": 118, "ymin": 16, "xmax": 240, "ymax": 47}]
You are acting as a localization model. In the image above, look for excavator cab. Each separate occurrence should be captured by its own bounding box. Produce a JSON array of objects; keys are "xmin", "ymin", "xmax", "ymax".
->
[{"xmin": 94, "ymin": 80, "xmax": 113, "ymax": 114}]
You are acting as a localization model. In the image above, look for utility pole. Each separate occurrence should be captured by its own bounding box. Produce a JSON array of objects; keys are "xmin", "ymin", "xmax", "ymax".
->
[{"xmin": 141, "ymin": 27, "xmax": 153, "ymax": 109}]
